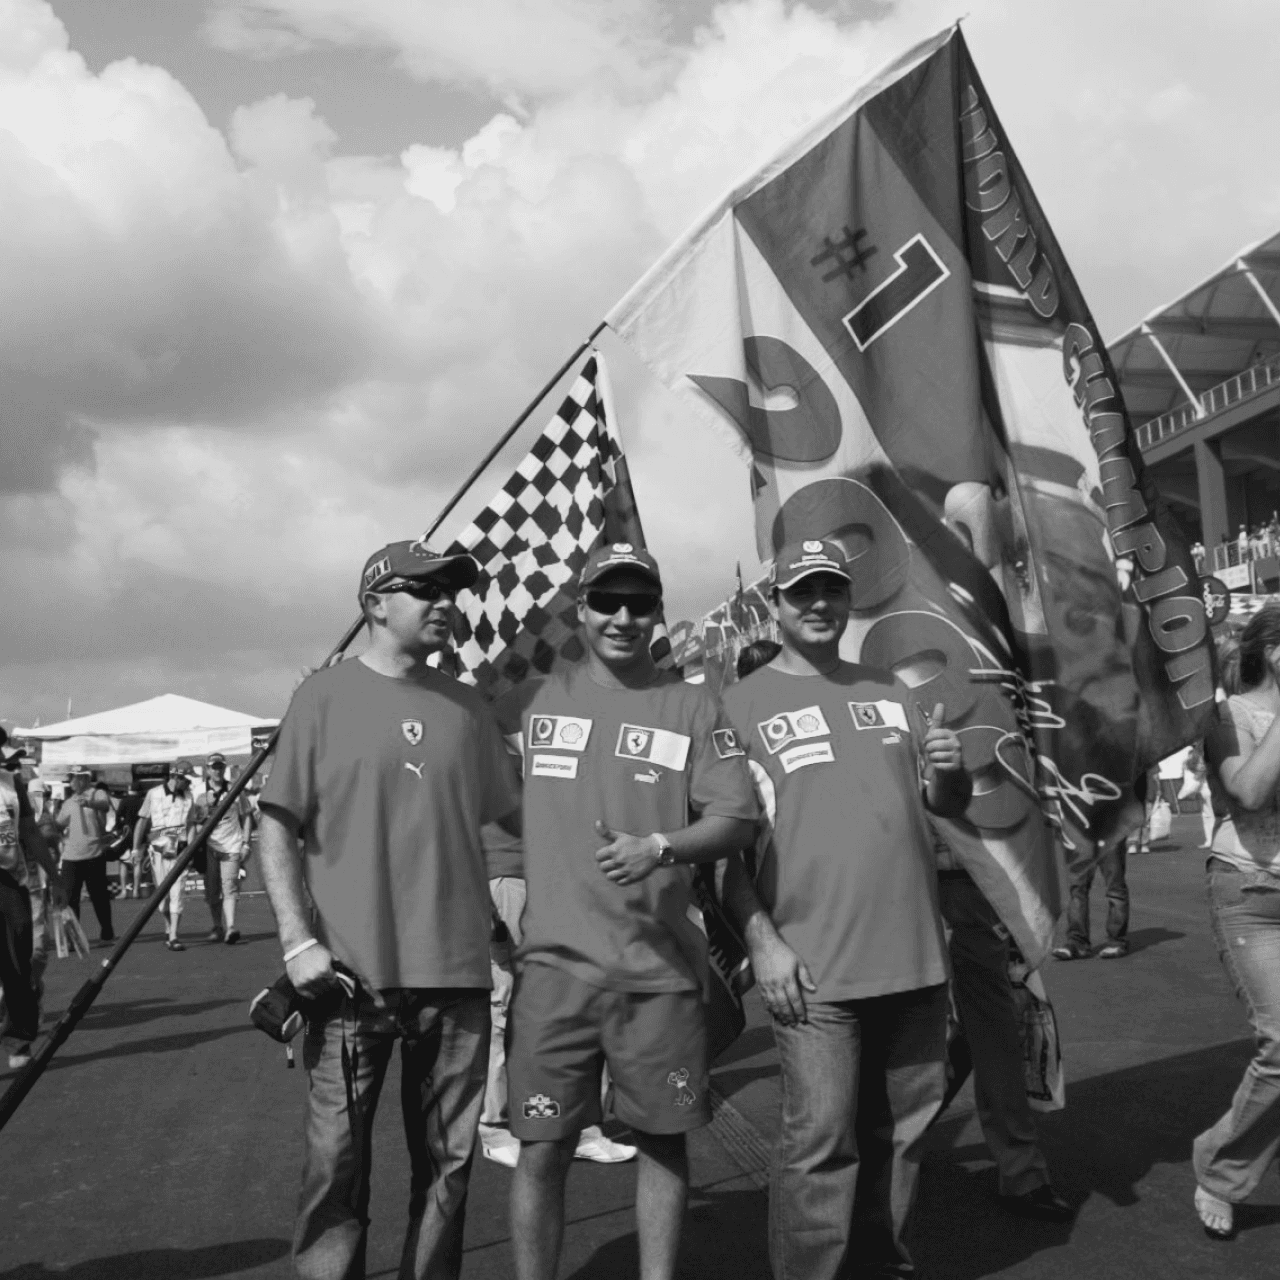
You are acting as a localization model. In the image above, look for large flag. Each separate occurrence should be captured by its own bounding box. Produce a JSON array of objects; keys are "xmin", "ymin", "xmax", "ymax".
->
[
  {"xmin": 444, "ymin": 353, "xmax": 647, "ymax": 700},
  {"xmin": 604, "ymin": 26, "xmax": 1216, "ymax": 963}
]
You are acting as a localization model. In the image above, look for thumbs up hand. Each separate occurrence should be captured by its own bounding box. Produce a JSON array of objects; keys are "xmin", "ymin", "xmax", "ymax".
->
[{"xmin": 922, "ymin": 702, "xmax": 963, "ymax": 774}]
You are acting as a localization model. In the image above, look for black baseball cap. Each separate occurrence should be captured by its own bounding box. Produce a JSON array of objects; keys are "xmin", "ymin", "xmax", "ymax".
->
[
  {"xmin": 206, "ymin": 753, "xmax": 227, "ymax": 767},
  {"xmin": 359, "ymin": 540, "xmax": 480, "ymax": 602},
  {"xmin": 579, "ymin": 542, "xmax": 662, "ymax": 591},
  {"xmin": 771, "ymin": 538, "xmax": 852, "ymax": 591}
]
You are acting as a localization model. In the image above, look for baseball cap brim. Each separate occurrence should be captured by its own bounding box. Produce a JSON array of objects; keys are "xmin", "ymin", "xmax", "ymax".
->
[
  {"xmin": 365, "ymin": 552, "xmax": 479, "ymax": 595},
  {"xmin": 774, "ymin": 562, "xmax": 852, "ymax": 590}
]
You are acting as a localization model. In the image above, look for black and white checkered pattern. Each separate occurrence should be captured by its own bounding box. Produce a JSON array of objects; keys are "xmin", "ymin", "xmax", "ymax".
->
[{"xmin": 445, "ymin": 355, "xmax": 633, "ymax": 700}]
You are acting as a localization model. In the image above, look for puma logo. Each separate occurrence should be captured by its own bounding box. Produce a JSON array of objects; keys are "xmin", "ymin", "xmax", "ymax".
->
[
  {"xmin": 634, "ymin": 769, "xmax": 660, "ymax": 785},
  {"xmin": 404, "ymin": 762, "xmax": 425, "ymax": 779}
]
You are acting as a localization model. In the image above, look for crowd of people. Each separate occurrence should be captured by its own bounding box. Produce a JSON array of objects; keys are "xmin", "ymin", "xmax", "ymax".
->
[
  {"xmin": 1190, "ymin": 512, "xmax": 1280, "ymax": 576},
  {"xmin": 0, "ymin": 748, "xmax": 263, "ymax": 1069},
  {"xmin": 3, "ymin": 533, "xmax": 1279, "ymax": 1278}
]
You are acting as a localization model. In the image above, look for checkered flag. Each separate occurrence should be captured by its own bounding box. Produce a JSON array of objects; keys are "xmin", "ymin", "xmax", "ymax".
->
[{"xmin": 443, "ymin": 353, "xmax": 648, "ymax": 700}]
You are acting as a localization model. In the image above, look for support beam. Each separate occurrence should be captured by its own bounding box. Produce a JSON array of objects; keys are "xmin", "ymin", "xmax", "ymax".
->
[
  {"xmin": 1237, "ymin": 260, "xmax": 1280, "ymax": 332},
  {"xmin": 1194, "ymin": 438, "xmax": 1229, "ymax": 549},
  {"xmin": 1141, "ymin": 324, "xmax": 1205, "ymax": 419}
]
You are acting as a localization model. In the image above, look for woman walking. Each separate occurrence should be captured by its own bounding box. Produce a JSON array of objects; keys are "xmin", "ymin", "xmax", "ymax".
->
[{"xmin": 1195, "ymin": 608, "xmax": 1280, "ymax": 1238}]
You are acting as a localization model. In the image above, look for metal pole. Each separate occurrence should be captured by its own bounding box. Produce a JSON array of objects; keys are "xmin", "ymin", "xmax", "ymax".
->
[{"xmin": 0, "ymin": 329, "xmax": 605, "ymax": 1133}]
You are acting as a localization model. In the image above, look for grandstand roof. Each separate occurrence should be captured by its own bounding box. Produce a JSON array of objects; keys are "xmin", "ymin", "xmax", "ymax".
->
[{"xmin": 1109, "ymin": 230, "xmax": 1280, "ymax": 426}]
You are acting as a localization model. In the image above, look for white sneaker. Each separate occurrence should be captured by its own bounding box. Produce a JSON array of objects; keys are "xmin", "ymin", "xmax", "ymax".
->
[
  {"xmin": 574, "ymin": 1126, "xmax": 637, "ymax": 1163},
  {"xmin": 8, "ymin": 1048, "xmax": 33, "ymax": 1071},
  {"xmin": 481, "ymin": 1129, "xmax": 521, "ymax": 1168}
]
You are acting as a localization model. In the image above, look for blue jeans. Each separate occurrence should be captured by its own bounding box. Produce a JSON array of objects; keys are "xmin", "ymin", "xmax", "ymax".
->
[
  {"xmin": 1193, "ymin": 862, "xmax": 1280, "ymax": 1203},
  {"xmin": 1065, "ymin": 846, "xmax": 1128, "ymax": 951},
  {"xmin": 939, "ymin": 875, "xmax": 1049, "ymax": 1196},
  {"xmin": 770, "ymin": 984, "xmax": 948, "ymax": 1280},
  {"xmin": 294, "ymin": 987, "xmax": 490, "ymax": 1280}
]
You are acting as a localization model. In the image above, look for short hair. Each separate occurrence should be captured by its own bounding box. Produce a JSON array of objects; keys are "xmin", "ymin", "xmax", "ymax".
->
[
  {"xmin": 737, "ymin": 639, "xmax": 781, "ymax": 680},
  {"xmin": 1238, "ymin": 604, "xmax": 1280, "ymax": 691}
]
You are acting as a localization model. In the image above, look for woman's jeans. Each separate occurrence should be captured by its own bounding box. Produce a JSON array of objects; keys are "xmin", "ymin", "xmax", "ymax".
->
[
  {"xmin": 769, "ymin": 984, "xmax": 948, "ymax": 1280},
  {"xmin": 1194, "ymin": 861, "xmax": 1280, "ymax": 1203}
]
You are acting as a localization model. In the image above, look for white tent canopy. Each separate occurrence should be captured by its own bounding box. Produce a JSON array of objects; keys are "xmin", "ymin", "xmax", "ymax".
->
[{"xmin": 15, "ymin": 694, "xmax": 279, "ymax": 767}]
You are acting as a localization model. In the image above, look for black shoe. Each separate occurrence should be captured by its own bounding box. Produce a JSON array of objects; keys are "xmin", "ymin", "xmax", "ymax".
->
[
  {"xmin": 224, "ymin": 928, "xmax": 241, "ymax": 945},
  {"xmin": 99, "ymin": 931, "xmax": 115, "ymax": 944},
  {"xmin": 207, "ymin": 927, "xmax": 225, "ymax": 942},
  {"xmin": 998, "ymin": 1185, "xmax": 1074, "ymax": 1223}
]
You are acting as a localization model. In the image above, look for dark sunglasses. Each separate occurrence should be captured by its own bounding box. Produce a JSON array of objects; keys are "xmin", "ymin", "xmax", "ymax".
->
[
  {"xmin": 585, "ymin": 590, "xmax": 661, "ymax": 618},
  {"xmin": 378, "ymin": 580, "xmax": 457, "ymax": 604}
]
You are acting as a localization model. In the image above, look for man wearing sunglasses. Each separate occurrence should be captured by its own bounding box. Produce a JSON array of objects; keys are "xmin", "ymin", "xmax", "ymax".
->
[
  {"xmin": 500, "ymin": 542, "xmax": 758, "ymax": 1280},
  {"xmin": 720, "ymin": 537, "xmax": 972, "ymax": 1280},
  {"xmin": 258, "ymin": 539, "xmax": 521, "ymax": 1280}
]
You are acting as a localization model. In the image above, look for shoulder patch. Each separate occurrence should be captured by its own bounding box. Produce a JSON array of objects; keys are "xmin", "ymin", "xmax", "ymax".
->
[{"xmin": 712, "ymin": 728, "xmax": 745, "ymax": 759}]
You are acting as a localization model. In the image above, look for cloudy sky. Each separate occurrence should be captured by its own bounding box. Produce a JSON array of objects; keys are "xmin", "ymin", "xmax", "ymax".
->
[{"xmin": 2, "ymin": 0, "xmax": 1277, "ymax": 727}]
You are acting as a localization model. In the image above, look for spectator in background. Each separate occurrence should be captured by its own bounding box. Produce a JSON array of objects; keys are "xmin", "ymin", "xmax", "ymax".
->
[
  {"xmin": 1191, "ymin": 541, "xmax": 1206, "ymax": 575},
  {"xmin": 57, "ymin": 767, "xmax": 115, "ymax": 944},
  {"xmin": 25, "ymin": 780, "xmax": 56, "ymax": 999},
  {"xmin": 736, "ymin": 639, "xmax": 781, "ymax": 681},
  {"xmin": 111, "ymin": 781, "xmax": 147, "ymax": 897},
  {"xmin": 1195, "ymin": 605, "xmax": 1280, "ymax": 1240},
  {"xmin": 1238, "ymin": 524, "xmax": 1250, "ymax": 563},
  {"xmin": 188, "ymin": 753, "xmax": 253, "ymax": 944},
  {"xmin": 133, "ymin": 763, "xmax": 194, "ymax": 952},
  {"xmin": 0, "ymin": 730, "xmax": 67, "ymax": 1070}
]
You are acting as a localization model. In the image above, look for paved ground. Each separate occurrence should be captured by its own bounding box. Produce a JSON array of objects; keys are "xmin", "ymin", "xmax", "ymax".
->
[{"xmin": 2, "ymin": 814, "xmax": 1277, "ymax": 1279}]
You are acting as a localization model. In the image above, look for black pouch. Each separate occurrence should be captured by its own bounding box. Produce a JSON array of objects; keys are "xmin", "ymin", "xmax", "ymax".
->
[
  {"xmin": 249, "ymin": 973, "xmax": 305, "ymax": 1043},
  {"xmin": 249, "ymin": 966, "xmax": 357, "ymax": 1043}
]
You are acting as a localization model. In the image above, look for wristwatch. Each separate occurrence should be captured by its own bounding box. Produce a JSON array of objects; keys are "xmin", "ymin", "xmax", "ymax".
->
[{"xmin": 652, "ymin": 833, "xmax": 675, "ymax": 867}]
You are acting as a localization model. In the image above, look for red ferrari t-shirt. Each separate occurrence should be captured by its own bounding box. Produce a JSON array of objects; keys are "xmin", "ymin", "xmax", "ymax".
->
[
  {"xmin": 496, "ymin": 664, "xmax": 758, "ymax": 994},
  {"xmin": 722, "ymin": 662, "xmax": 948, "ymax": 1001},
  {"xmin": 261, "ymin": 658, "xmax": 519, "ymax": 990}
]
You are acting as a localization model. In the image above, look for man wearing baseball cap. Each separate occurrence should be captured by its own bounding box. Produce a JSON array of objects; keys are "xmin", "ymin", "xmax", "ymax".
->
[
  {"xmin": 133, "ymin": 762, "xmax": 195, "ymax": 951},
  {"xmin": 258, "ymin": 540, "xmax": 520, "ymax": 1280},
  {"xmin": 721, "ymin": 537, "xmax": 972, "ymax": 1280},
  {"xmin": 187, "ymin": 753, "xmax": 253, "ymax": 944},
  {"xmin": 497, "ymin": 542, "xmax": 758, "ymax": 1280},
  {"xmin": 57, "ymin": 767, "xmax": 116, "ymax": 944}
]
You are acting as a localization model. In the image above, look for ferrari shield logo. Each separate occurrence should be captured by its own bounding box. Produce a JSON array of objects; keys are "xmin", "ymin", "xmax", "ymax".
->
[
  {"xmin": 402, "ymin": 719, "xmax": 424, "ymax": 745},
  {"xmin": 625, "ymin": 729, "xmax": 652, "ymax": 757}
]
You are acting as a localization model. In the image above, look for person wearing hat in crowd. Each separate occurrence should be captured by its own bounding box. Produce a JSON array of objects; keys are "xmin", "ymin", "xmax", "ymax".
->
[
  {"xmin": 57, "ymin": 767, "xmax": 116, "ymax": 944},
  {"xmin": 497, "ymin": 542, "xmax": 758, "ymax": 1280},
  {"xmin": 0, "ymin": 728, "xmax": 67, "ymax": 1070},
  {"xmin": 258, "ymin": 540, "xmax": 521, "ymax": 1280},
  {"xmin": 132, "ymin": 761, "xmax": 195, "ymax": 952},
  {"xmin": 720, "ymin": 537, "xmax": 973, "ymax": 1280},
  {"xmin": 188, "ymin": 753, "xmax": 253, "ymax": 944}
]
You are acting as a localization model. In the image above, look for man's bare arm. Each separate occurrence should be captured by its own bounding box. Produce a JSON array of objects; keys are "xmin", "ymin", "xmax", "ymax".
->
[
  {"xmin": 722, "ymin": 852, "xmax": 815, "ymax": 1026},
  {"xmin": 258, "ymin": 803, "xmax": 336, "ymax": 997},
  {"xmin": 18, "ymin": 810, "xmax": 67, "ymax": 907}
]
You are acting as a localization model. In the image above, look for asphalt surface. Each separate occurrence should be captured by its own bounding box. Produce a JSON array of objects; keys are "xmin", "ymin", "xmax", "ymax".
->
[{"xmin": 2, "ymin": 815, "xmax": 1277, "ymax": 1279}]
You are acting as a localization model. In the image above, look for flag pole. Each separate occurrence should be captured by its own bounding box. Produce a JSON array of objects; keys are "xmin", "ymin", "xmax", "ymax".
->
[{"xmin": 0, "ymin": 324, "xmax": 607, "ymax": 1132}]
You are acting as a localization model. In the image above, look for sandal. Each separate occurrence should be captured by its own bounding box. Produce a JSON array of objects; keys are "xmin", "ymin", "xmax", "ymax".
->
[
  {"xmin": 1051, "ymin": 944, "xmax": 1091, "ymax": 961},
  {"xmin": 1194, "ymin": 1186, "xmax": 1235, "ymax": 1240},
  {"xmin": 166, "ymin": 938, "xmax": 186, "ymax": 952}
]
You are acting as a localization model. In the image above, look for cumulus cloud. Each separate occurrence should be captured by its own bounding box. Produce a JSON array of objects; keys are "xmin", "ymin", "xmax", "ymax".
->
[
  {"xmin": 2, "ymin": 0, "xmax": 1279, "ymax": 726},
  {"xmin": 203, "ymin": 0, "xmax": 675, "ymax": 99}
]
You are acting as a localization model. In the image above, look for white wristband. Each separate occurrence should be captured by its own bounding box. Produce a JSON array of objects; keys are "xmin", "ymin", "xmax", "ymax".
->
[{"xmin": 283, "ymin": 938, "xmax": 319, "ymax": 964}]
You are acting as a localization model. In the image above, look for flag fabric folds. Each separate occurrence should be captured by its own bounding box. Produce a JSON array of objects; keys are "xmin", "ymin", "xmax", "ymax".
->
[
  {"xmin": 445, "ymin": 354, "xmax": 645, "ymax": 702},
  {"xmin": 605, "ymin": 26, "xmax": 1217, "ymax": 963}
]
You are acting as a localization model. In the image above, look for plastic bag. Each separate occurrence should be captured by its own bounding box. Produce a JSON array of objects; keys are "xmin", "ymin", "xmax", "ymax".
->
[
  {"xmin": 1010, "ymin": 966, "xmax": 1065, "ymax": 1112},
  {"xmin": 1148, "ymin": 797, "xmax": 1173, "ymax": 843},
  {"xmin": 51, "ymin": 907, "xmax": 91, "ymax": 960}
]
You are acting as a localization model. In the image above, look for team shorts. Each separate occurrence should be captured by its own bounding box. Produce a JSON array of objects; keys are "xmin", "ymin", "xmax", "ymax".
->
[{"xmin": 507, "ymin": 960, "xmax": 711, "ymax": 1141}]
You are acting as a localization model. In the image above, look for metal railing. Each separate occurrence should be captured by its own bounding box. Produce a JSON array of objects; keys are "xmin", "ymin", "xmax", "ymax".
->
[{"xmin": 1134, "ymin": 350, "xmax": 1280, "ymax": 450}]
